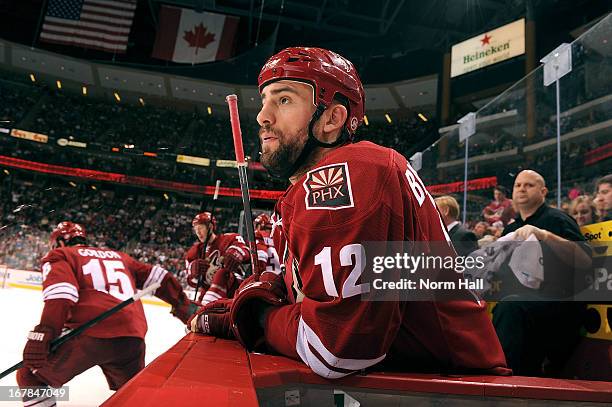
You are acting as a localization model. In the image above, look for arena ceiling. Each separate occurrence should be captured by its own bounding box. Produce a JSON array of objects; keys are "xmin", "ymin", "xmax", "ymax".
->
[{"xmin": 0, "ymin": 0, "xmax": 608, "ymax": 84}]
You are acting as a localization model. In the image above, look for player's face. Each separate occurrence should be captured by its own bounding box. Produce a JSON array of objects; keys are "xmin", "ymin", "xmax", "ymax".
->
[
  {"xmin": 257, "ymin": 81, "xmax": 316, "ymax": 175},
  {"xmin": 193, "ymin": 224, "xmax": 209, "ymax": 242}
]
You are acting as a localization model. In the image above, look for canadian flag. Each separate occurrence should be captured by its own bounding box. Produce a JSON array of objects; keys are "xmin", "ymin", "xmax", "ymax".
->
[{"xmin": 152, "ymin": 6, "xmax": 239, "ymax": 64}]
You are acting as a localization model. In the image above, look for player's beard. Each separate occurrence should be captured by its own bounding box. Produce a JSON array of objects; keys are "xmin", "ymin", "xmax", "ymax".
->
[{"xmin": 260, "ymin": 125, "xmax": 308, "ymax": 177}]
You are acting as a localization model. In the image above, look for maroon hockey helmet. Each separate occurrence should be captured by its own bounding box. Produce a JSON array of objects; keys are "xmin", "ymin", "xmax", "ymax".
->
[
  {"xmin": 192, "ymin": 212, "xmax": 216, "ymax": 232},
  {"xmin": 50, "ymin": 221, "xmax": 87, "ymax": 248},
  {"xmin": 254, "ymin": 213, "xmax": 271, "ymax": 229},
  {"xmin": 258, "ymin": 47, "xmax": 365, "ymax": 135}
]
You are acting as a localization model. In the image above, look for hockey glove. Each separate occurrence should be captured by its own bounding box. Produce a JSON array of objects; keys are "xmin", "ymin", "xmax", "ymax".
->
[
  {"xmin": 171, "ymin": 298, "xmax": 200, "ymax": 324},
  {"xmin": 188, "ymin": 298, "xmax": 234, "ymax": 339},
  {"xmin": 222, "ymin": 248, "xmax": 246, "ymax": 274},
  {"xmin": 187, "ymin": 258, "xmax": 211, "ymax": 288},
  {"xmin": 23, "ymin": 325, "xmax": 57, "ymax": 370},
  {"xmin": 230, "ymin": 280, "xmax": 286, "ymax": 352}
]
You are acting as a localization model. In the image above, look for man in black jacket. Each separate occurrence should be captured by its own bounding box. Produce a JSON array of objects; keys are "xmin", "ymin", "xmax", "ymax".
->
[
  {"xmin": 492, "ymin": 170, "xmax": 591, "ymax": 376},
  {"xmin": 435, "ymin": 195, "xmax": 478, "ymax": 256}
]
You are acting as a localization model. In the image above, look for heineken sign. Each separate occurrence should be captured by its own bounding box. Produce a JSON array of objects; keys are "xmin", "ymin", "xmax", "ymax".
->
[{"xmin": 451, "ymin": 18, "xmax": 525, "ymax": 78}]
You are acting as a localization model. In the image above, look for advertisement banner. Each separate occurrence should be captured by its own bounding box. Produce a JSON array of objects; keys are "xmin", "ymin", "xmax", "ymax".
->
[
  {"xmin": 451, "ymin": 18, "xmax": 525, "ymax": 78},
  {"xmin": 176, "ymin": 154, "xmax": 211, "ymax": 166},
  {"xmin": 10, "ymin": 128, "xmax": 49, "ymax": 143}
]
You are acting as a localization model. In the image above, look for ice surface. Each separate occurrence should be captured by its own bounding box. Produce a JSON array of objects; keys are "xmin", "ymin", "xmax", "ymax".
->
[{"xmin": 0, "ymin": 287, "xmax": 186, "ymax": 406}]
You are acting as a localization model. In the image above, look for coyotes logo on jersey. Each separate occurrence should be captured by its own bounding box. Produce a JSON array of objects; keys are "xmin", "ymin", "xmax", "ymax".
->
[
  {"xmin": 303, "ymin": 162, "xmax": 354, "ymax": 210},
  {"xmin": 203, "ymin": 248, "xmax": 223, "ymax": 284}
]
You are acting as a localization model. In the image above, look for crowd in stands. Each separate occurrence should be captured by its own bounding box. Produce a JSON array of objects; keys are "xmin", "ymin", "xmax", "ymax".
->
[
  {"xmin": 0, "ymin": 80, "xmax": 42, "ymax": 126},
  {"xmin": 454, "ymin": 173, "xmax": 611, "ymax": 250},
  {"xmin": 32, "ymin": 91, "xmax": 193, "ymax": 152},
  {"xmin": 0, "ymin": 174, "xmax": 269, "ymax": 287},
  {"xmin": 2, "ymin": 168, "xmax": 608, "ymax": 285},
  {"xmin": 0, "ymin": 63, "xmax": 610, "ymax": 287},
  {"xmin": 0, "ymin": 75, "xmax": 434, "ymax": 194},
  {"xmin": 0, "ymin": 74, "xmax": 261, "ymax": 161}
]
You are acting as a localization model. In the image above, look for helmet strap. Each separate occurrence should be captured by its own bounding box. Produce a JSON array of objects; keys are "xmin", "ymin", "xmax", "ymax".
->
[{"xmin": 272, "ymin": 103, "xmax": 350, "ymax": 179}]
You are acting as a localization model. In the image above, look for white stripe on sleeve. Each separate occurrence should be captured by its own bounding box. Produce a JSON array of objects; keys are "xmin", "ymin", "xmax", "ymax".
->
[
  {"xmin": 295, "ymin": 317, "xmax": 386, "ymax": 378},
  {"xmin": 43, "ymin": 282, "xmax": 79, "ymax": 303},
  {"xmin": 201, "ymin": 291, "xmax": 222, "ymax": 305},
  {"xmin": 143, "ymin": 265, "xmax": 168, "ymax": 292}
]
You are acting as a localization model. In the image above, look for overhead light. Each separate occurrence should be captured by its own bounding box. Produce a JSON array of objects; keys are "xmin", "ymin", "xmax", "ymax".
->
[
  {"xmin": 363, "ymin": 115, "xmax": 369, "ymax": 126},
  {"xmin": 385, "ymin": 113, "xmax": 392, "ymax": 124},
  {"xmin": 56, "ymin": 80, "xmax": 62, "ymax": 89},
  {"xmin": 29, "ymin": 73, "xmax": 36, "ymax": 82},
  {"xmin": 418, "ymin": 113, "xmax": 428, "ymax": 122},
  {"xmin": 82, "ymin": 86, "xmax": 87, "ymax": 95},
  {"xmin": 207, "ymin": 106, "xmax": 212, "ymax": 115},
  {"xmin": 3, "ymin": 169, "xmax": 9, "ymax": 175},
  {"xmin": 163, "ymin": 193, "xmax": 169, "ymax": 200},
  {"xmin": 91, "ymin": 185, "xmax": 97, "ymax": 190},
  {"xmin": 138, "ymin": 97, "xmax": 145, "ymax": 106},
  {"xmin": 69, "ymin": 181, "xmax": 77, "ymax": 187},
  {"xmin": 114, "ymin": 92, "xmax": 121, "ymax": 102}
]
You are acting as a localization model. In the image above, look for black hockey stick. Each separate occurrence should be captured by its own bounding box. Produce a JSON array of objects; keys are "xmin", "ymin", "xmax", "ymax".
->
[
  {"xmin": 226, "ymin": 95, "xmax": 258, "ymax": 273},
  {"xmin": 0, "ymin": 282, "xmax": 161, "ymax": 380}
]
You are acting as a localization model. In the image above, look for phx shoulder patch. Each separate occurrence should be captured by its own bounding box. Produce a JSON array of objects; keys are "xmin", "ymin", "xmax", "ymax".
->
[{"xmin": 303, "ymin": 162, "xmax": 354, "ymax": 210}]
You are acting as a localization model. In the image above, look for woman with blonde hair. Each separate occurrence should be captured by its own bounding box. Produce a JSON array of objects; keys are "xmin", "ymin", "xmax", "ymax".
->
[{"xmin": 569, "ymin": 195, "xmax": 595, "ymax": 226}]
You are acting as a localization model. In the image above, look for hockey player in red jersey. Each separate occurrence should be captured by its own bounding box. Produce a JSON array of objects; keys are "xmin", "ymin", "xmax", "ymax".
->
[
  {"xmin": 190, "ymin": 47, "xmax": 509, "ymax": 378},
  {"xmin": 253, "ymin": 213, "xmax": 281, "ymax": 276},
  {"xmin": 184, "ymin": 212, "xmax": 250, "ymax": 304},
  {"xmin": 16, "ymin": 221, "xmax": 197, "ymax": 406}
]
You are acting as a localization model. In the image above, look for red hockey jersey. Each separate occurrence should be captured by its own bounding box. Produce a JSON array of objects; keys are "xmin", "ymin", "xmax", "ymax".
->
[
  {"xmin": 262, "ymin": 141, "xmax": 509, "ymax": 378},
  {"xmin": 185, "ymin": 233, "xmax": 250, "ymax": 303},
  {"xmin": 41, "ymin": 246, "xmax": 169, "ymax": 339}
]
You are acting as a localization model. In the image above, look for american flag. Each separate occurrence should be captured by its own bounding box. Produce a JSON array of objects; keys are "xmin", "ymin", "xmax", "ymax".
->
[{"xmin": 40, "ymin": 0, "xmax": 137, "ymax": 53}]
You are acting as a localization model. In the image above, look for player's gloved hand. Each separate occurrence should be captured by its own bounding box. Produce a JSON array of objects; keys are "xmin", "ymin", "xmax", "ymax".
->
[
  {"xmin": 187, "ymin": 259, "xmax": 210, "ymax": 288},
  {"xmin": 237, "ymin": 272, "xmax": 285, "ymax": 296},
  {"xmin": 171, "ymin": 299, "xmax": 200, "ymax": 324},
  {"xmin": 230, "ymin": 280, "xmax": 286, "ymax": 352},
  {"xmin": 188, "ymin": 299, "xmax": 234, "ymax": 339},
  {"xmin": 23, "ymin": 325, "xmax": 57, "ymax": 370},
  {"xmin": 237, "ymin": 273, "xmax": 258, "ymax": 290},
  {"xmin": 222, "ymin": 248, "xmax": 246, "ymax": 273}
]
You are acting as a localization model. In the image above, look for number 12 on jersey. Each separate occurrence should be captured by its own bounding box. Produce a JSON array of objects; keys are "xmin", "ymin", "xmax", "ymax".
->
[
  {"xmin": 314, "ymin": 244, "xmax": 369, "ymax": 299},
  {"xmin": 82, "ymin": 259, "xmax": 135, "ymax": 301}
]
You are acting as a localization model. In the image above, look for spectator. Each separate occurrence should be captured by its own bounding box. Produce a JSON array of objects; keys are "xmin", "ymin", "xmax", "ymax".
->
[
  {"xmin": 483, "ymin": 185, "xmax": 515, "ymax": 226},
  {"xmin": 473, "ymin": 221, "xmax": 489, "ymax": 239},
  {"xmin": 568, "ymin": 183, "xmax": 583, "ymax": 201},
  {"xmin": 594, "ymin": 174, "xmax": 612, "ymax": 222},
  {"xmin": 569, "ymin": 195, "xmax": 596, "ymax": 226},
  {"xmin": 435, "ymin": 195, "xmax": 478, "ymax": 256},
  {"xmin": 492, "ymin": 170, "xmax": 591, "ymax": 376}
]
